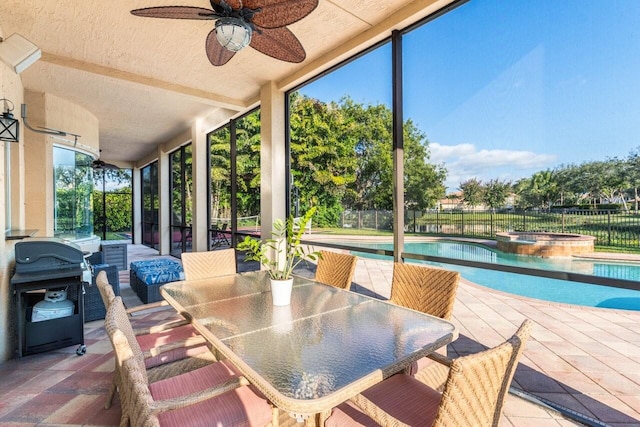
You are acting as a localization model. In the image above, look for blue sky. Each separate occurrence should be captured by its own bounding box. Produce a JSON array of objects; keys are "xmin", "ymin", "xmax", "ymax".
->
[{"xmin": 299, "ymin": 0, "xmax": 640, "ymax": 192}]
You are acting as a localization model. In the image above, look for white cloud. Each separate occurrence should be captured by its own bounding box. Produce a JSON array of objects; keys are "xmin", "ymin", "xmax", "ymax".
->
[{"xmin": 429, "ymin": 143, "xmax": 557, "ymax": 192}]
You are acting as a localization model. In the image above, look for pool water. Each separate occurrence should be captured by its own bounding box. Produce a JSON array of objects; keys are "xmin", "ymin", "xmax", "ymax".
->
[{"xmin": 349, "ymin": 241, "xmax": 640, "ymax": 311}]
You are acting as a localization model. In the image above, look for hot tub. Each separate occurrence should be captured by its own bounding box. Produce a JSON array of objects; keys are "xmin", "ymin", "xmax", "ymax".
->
[{"xmin": 495, "ymin": 232, "xmax": 595, "ymax": 257}]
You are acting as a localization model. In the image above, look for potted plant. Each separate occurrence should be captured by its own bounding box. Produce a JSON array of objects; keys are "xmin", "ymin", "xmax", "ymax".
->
[{"xmin": 238, "ymin": 208, "xmax": 320, "ymax": 306}]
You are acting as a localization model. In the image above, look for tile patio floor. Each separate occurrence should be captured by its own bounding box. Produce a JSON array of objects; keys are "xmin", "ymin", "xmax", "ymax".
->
[{"xmin": 1, "ymin": 244, "xmax": 639, "ymax": 426}]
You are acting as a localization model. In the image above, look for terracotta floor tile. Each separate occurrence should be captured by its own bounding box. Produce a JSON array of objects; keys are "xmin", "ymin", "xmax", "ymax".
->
[
  {"xmin": 513, "ymin": 367, "xmax": 566, "ymax": 394},
  {"xmin": 560, "ymin": 354, "xmax": 616, "ymax": 373},
  {"xmin": 0, "ymin": 393, "xmax": 38, "ymax": 419},
  {"xmin": 1, "ymin": 393, "xmax": 75, "ymax": 423},
  {"xmin": 585, "ymin": 371, "xmax": 640, "ymax": 395},
  {"xmin": 533, "ymin": 392, "xmax": 596, "ymax": 419},
  {"xmin": 0, "ymin": 352, "xmax": 69, "ymax": 372},
  {"xmin": 11, "ymin": 370, "xmax": 75, "ymax": 394},
  {"xmin": 546, "ymin": 371, "xmax": 609, "ymax": 395},
  {"xmin": 0, "ymin": 423, "xmax": 37, "ymax": 427},
  {"xmin": 574, "ymin": 393, "xmax": 640, "ymax": 424},
  {"xmin": 502, "ymin": 418, "xmax": 565, "ymax": 426},
  {"xmin": 502, "ymin": 393, "xmax": 558, "ymax": 418},
  {"xmin": 49, "ymin": 352, "xmax": 108, "ymax": 372},
  {"xmin": 46, "ymin": 371, "xmax": 112, "ymax": 395},
  {"xmin": 0, "ymin": 369, "xmax": 46, "ymax": 395},
  {"xmin": 43, "ymin": 394, "xmax": 120, "ymax": 425}
]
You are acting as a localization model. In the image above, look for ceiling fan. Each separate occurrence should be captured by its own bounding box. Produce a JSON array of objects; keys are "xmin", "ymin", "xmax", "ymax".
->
[
  {"xmin": 131, "ymin": 0, "xmax": 318, "ymax": 66},
  {"xmin": 92, "ymin": 159, "xmax": 120, "ymax": 170}
]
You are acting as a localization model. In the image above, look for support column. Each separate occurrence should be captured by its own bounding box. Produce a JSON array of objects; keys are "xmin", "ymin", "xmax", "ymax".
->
[
  {"xmin": 132, "ymin": 167, "xmax": 142, "ymax": 245},
  {"xmin": 191, "ymin": 118, "xmax": 209, "ymax": 252},
  {"xmin": 260, "ymin": 81, "xmax": 287, "ymax": 248},
  {"xmin": 158, "ymin": 145, "xmax": 170, "ymax": 255},
  {"xmin": 392, "ymin": 30, "xmax": 404, "ymax": 263}
]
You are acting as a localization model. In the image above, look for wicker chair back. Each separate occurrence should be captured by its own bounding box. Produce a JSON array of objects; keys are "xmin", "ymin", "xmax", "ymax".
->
[
  {"xmin": 96, "ymin": 270, "xmax": 117, "ymax": 308},
  {"xmin": 315, "ymin": 251, "xmax": 357, "ymax": 290},
  {"xmin": 433, "ymin": 320, "xmax": 532, "ymax": 426},
  {"xmin": 181, "ymin": 249, "xmax": 237, "ymax": 281},
  {"xmin": 390, "ymin": 263, "xmax": 460, "ymax": 320},
  {"xmin": 105, "ymin": 296, "xmax": 149, "ymax": 383}
]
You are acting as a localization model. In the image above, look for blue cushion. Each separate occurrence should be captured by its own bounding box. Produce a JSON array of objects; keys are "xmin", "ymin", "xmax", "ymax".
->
[
  {"xmin": 131, "ymin": 259, "xmax": 184, "ymax": 285},
  {"xmin": 130, "ymin": 259, "xmax": 179, "ymax": 273}
]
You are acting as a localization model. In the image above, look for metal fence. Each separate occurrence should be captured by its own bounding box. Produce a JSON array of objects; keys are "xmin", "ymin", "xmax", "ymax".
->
[{"xmin": 341, "ymin": 209, "xmax": 640, "ymax": 248}]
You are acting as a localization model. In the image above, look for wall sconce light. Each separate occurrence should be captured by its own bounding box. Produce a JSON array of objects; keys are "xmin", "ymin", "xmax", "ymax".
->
[
  {"xmin": 0, "ymin": 33, "xmax": 41, "ymax": 74},
  {"xmin": 0, "ymin": 99, "xmax": 19, "ymax": 143}
]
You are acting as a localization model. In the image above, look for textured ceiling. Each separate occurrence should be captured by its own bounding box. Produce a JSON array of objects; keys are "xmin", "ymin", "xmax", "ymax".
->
[{"xmin": 0, "ymin": 0, "xmax": 452, "ymax": 165}]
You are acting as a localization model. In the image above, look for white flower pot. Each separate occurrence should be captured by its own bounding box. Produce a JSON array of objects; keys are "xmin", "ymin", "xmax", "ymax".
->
[{"xmin": 270, "ymin": 278, "xmax": 293, "ymax": 306}]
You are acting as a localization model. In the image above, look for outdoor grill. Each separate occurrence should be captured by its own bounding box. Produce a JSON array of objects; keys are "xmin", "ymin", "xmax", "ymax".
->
[{"xmin": 11, "ymin": 237, "xmax": 88, "ymax": 357}]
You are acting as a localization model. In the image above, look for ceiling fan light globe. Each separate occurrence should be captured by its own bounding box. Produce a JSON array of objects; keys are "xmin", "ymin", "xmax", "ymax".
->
[{"xmin": 215, "ymin": 17, "xmax": 252, "ymax": 52}]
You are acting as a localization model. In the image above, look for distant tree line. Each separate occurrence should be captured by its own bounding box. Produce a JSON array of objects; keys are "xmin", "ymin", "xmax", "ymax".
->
[{"xmin": 458, "ymin": 148, "xmax": 640, "ymax": 211}]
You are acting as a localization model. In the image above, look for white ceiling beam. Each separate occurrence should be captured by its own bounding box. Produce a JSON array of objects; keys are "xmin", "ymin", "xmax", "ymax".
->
[{"xmin": 40, "ymin": 52, "xmax": 248, "ymax": 111}]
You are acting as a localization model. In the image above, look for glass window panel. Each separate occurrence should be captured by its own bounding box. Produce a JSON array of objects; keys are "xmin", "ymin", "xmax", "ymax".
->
[
  {"xmin": 402, "ymin": 0, "xmax": 640, "ymax": 283},
  {"xmin": 93, "ymin": 168, "xmax": 133, "ymax": 241},
  {"xmin": 141, "ymin": 162, "xmax": 159, "ymax": 249},
  {"xmin": 289, "ymin": 44, "xmax": 393, "ymax": 255},
  {"xmin": 235, "ymin": 110, "xmax": 261, "ymax": 241},
  {"xmin": 170, "ymin": 145, "xmax": 192, "ymax": 256},
  {"xmin": 210, "ymin": 125, "xmax": 231, "ymax": 249},
  {"xmin": 53, "ymin": 146, "xmax": 93, "ymax": 240},
  {"xmin": 171, "ymin": 149, "xmax": 182, "ymax": 227}
]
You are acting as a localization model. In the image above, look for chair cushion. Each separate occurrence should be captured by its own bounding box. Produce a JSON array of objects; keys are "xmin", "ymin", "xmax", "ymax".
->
[
  {"xmin": 327, "ymin": 374, "xmax": 441, "ymax": 427},
  {"xmin": 136, "ymin": 324, "xmax": 208, "ymax": 368},
  {"xmin": 325, "ymin": 401, "xmax": 379, "ymax": 427},
  {"xmin": 150, "ymin": 360, "xmax": 273, "ymax": 427},
  {"xmin": 130, "ymin": 259, "xmax": 185, "ymax": 285},
  {"xmin": 130, "ymin": 259, "xmax": 181, "ymax": 273}
]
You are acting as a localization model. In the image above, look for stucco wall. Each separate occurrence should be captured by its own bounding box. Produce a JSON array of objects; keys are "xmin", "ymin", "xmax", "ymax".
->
[
  {"xmin": 1, "ymin": 49, "xmax": 100, "ymax": 361},
  {"xmin": 1, "ymin": 23, "xmax": 27, "ymax": 361},
  {"xmin": 23, "ymin": 91, "xmax": 99, "ymax": 237}
]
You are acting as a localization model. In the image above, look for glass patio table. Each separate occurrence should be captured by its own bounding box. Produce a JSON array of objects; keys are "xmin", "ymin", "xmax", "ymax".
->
[{"xmin": 160, "ymin": 270, "xmax": 458, "ymax": 425}]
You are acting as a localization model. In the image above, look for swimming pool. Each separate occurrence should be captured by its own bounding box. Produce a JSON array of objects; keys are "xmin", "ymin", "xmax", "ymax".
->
[{"xmin": 348, "ymin": 241, "xmax": 640, "ymax": 311}]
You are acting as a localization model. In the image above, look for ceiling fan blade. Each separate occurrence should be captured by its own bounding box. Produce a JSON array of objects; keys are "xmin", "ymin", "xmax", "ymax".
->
[
  {"xmin": 250, "ymin": 26, "xmax": 306, "ymax": 63},
  {"xmin": 206, "ymin": 29, "xmax": 236, "ymax": 66},
  {"xmin": 131, "ymin": 6, "xmax": 217, "ymax": 20},
  {"xmin": 245, "ymin": 0, "xmax": 318, "ymax": 29},
  {"xmin": 210, "ymin": 0, "xmax": 244, "ymax": 10}
]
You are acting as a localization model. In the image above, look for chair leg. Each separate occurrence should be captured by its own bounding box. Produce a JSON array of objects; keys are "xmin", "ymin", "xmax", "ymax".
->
[
  {"xmin": 105, "ymin": 363, "xmax": 120, "ymax": 409},
  {"xmin": 104, "ymin": 381, "xmax": 117, "ymax": 409}
]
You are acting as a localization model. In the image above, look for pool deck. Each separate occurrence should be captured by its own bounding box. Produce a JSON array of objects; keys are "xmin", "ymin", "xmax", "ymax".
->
[
  {"xmin": 347, "ymin": 255, "xmax": 640, "ymax": 426},
  {"xmin": 0, "ymin": 244, "xmax": 638, "ymax": 426}
]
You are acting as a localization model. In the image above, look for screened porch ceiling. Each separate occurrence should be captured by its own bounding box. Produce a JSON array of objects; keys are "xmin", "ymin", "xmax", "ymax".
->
[{"xmin": 0, "ymin": 0, "xmax": 453, "ymax": 166}]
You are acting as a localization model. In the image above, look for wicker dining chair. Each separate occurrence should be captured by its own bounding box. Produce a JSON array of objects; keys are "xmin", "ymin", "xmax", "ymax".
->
[
  {"xmin": 96, "ymin": 270, "xmax": 197, "ymax": 337},
  {"xmin": 389, "ymin": 262, "xmax": 460, "ymax": 387},
  {"xmin": 96, "ymin": 271, "xmax": 213, "ymax": 409},
  {"xmin": 390, "ymin": 262, "xmax": 460, "ymax": 320},
  {"xmin": 314, "ymin": 250, "xmax": 358, "ymax": 290},
  {"xmin": 105, "ymin": 296, "xmax": 276, "ymax": 427},
  {"xmin": 180, "ymin": 248, "xmax": 237, "ymax": 281},
  {"xmin": 326, "ymin": 319, "xmax": 533, "ymax": 427}
]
